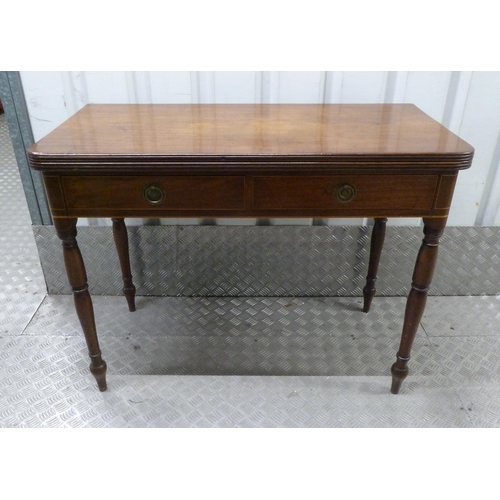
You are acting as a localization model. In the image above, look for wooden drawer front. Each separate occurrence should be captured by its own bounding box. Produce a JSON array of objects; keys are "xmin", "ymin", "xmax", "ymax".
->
[
  {"xmin": 62, "ymin": 175, "xmax": 245, "ymax": 211},
  {"xmin": 254, "ymin": 175, "xmax": 439, "ymax": 211}
]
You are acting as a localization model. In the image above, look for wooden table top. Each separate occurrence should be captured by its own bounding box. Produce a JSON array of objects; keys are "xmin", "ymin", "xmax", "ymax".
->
[{"xmin": 28, "ymin": 104, "xmax": 474, "ymax": 169}]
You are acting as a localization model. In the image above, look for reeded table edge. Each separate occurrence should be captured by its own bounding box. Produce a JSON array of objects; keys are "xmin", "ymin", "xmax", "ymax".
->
[{"xmin": 28, "ymin": 152, "xmax": 474, "ymax": 173}]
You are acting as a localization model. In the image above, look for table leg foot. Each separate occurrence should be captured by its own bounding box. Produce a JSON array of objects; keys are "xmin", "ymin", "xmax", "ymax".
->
[
  {"xmin": 390, "ymin": 218, "xmax": 445, "ymax": 394},
  {"xmin": 90, "ymin": 356, "xmax": 107, "ymax": 392},
  {"xmin": 363, "ymin": 218, "xmax": 387, "ymax": 313},
  {"xmin": 390, "ymin": 355, "xmax": 409, "ymax": 394},
  {"xmin": 112, "ymin": 218, "xmax": 136, "ymax": 312}
]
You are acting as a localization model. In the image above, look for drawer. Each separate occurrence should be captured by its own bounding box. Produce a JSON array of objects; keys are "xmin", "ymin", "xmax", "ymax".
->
[
  {"xmin": 253, "ymin": 175, "xmax": 439, "ymax": 211},
  {"xmin": 61, "ymin": 175, "xmax": 245, "ymax": 211}
]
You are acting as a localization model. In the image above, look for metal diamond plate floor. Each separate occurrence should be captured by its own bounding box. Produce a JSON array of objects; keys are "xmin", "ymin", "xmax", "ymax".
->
[{"xmin": 2, "ymin": 112, "xmax": 500, "ymax": 427}]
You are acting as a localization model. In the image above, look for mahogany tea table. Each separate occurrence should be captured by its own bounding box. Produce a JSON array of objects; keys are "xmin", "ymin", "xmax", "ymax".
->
[{"xmin": 28, "ymin": 104, "xmax": 474, "ymax": 393}]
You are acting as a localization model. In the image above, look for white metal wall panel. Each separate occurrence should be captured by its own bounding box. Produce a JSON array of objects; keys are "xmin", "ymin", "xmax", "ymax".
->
[
  {"xmin": 213, "ymin": 71, "xmax": 259, "ymax": 103},
  {"xmin": 60, "ymin": 72, "xmax": 88, "ymax": 115},
  {"xmin": 86, "ymin": 71, "xmax": 130, "ymax": 103},
  {"xmin": 276, "ymin": 71, "xmax": 325, "ymax": 103},
  {"xmin": 442, "ymin": 72, "xmax": 473, "ymax": 135},
  {"xmin": 20, "ymin": 71, "xmax": 500, "ymax": 227},
  {"xmin": 148, "ymin": 72, "xmax": 192, "ymax": 103},
  {"xmin": 20, "ymin": 71, "xmax": 69, "ymax": 140},
  {"xmin": 404, "ymin": 72, "xmax": 451, "ymax": 122},
  {"xmin": 339, "ymin": 71, "xmax": 387, "ymax": 103},
  {"xmin": 454, "ymin": 72, "xmax": 500, "ymax": 226}
]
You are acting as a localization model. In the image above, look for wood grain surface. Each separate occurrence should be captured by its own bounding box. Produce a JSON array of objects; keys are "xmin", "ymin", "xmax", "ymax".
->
[{"xmin": 28, "ymin": 104, "xmax": 474, "ymax": 166}]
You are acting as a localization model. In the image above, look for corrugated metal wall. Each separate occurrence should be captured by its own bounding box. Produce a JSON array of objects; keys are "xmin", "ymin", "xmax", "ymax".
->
[{"xmin": 20, "ymin": 71, "xmax": 500, "ymax": 227}]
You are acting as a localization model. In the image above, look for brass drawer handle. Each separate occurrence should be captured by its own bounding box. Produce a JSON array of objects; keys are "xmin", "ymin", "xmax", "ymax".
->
[
  {"xmin": 144, "ymin": 183, "xmax": 165, "ymax": 204},
  {"xmin": 335, "ymin": 183, "xmax": 357, "ymax": 203}
]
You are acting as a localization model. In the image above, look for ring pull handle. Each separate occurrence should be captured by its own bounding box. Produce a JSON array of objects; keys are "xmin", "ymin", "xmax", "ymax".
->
[
  {"xmin": 144, "ymin": 183, "xmax": 165, "ymax": 204},
  {"xmin": 335, "ymin": 183, "xmax": 357, "ymax": 203}
]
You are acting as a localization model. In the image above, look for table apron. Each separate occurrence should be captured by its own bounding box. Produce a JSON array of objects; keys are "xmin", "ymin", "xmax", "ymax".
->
[{"xmin": 42, "ymin": 172, "xmax": 457, "ymax": 219}]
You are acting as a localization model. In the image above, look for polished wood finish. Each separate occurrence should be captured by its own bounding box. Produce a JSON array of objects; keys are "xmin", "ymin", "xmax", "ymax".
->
[
  {"xmin": 28, "ymin": 104, "xmax": 474, "ymax": 393},
  {"xmin": 363, "ymin": 218, "xmax": 387, "ymax": 313},
  {"xmin": 54, "ymin": 218, "xmax": 107, "ymax": 391},
  {"xmin": 28, "ymin": 104, "xmax": 473, "ymax": 160},
  {"xmin": 42, "ymin": 171, "xmax": 454, "ymax": 219},
  {"xmin": 254, "ymin": 175, "xmax": 438, "ymax": 212},
  {"xmin": 112, "ymin": 218, "xmax": 136, "ymax": 312},
  {"xmin": 390, "ymin": 218, "xmax": 446, "ymax": 394},
  {"xmin": 62, "ymin": 175, "xmax": 245, "ymax": 213}
]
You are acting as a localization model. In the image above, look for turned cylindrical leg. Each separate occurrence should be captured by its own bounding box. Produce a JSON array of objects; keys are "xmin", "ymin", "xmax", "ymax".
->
[
  {"xmin": 363, "ymin": 218, "xmax": 387, "ymax": 313},
  {"xmin": 112, "ymin": 218, "xmax": 136, "ymax": 312},
  {"xmin": 390, "ymin": 217, "xmax": 446, "ymax": 394},
  {"xmin": 55, "ymin": 218, "xmax": 107, "ymax": 391}
]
